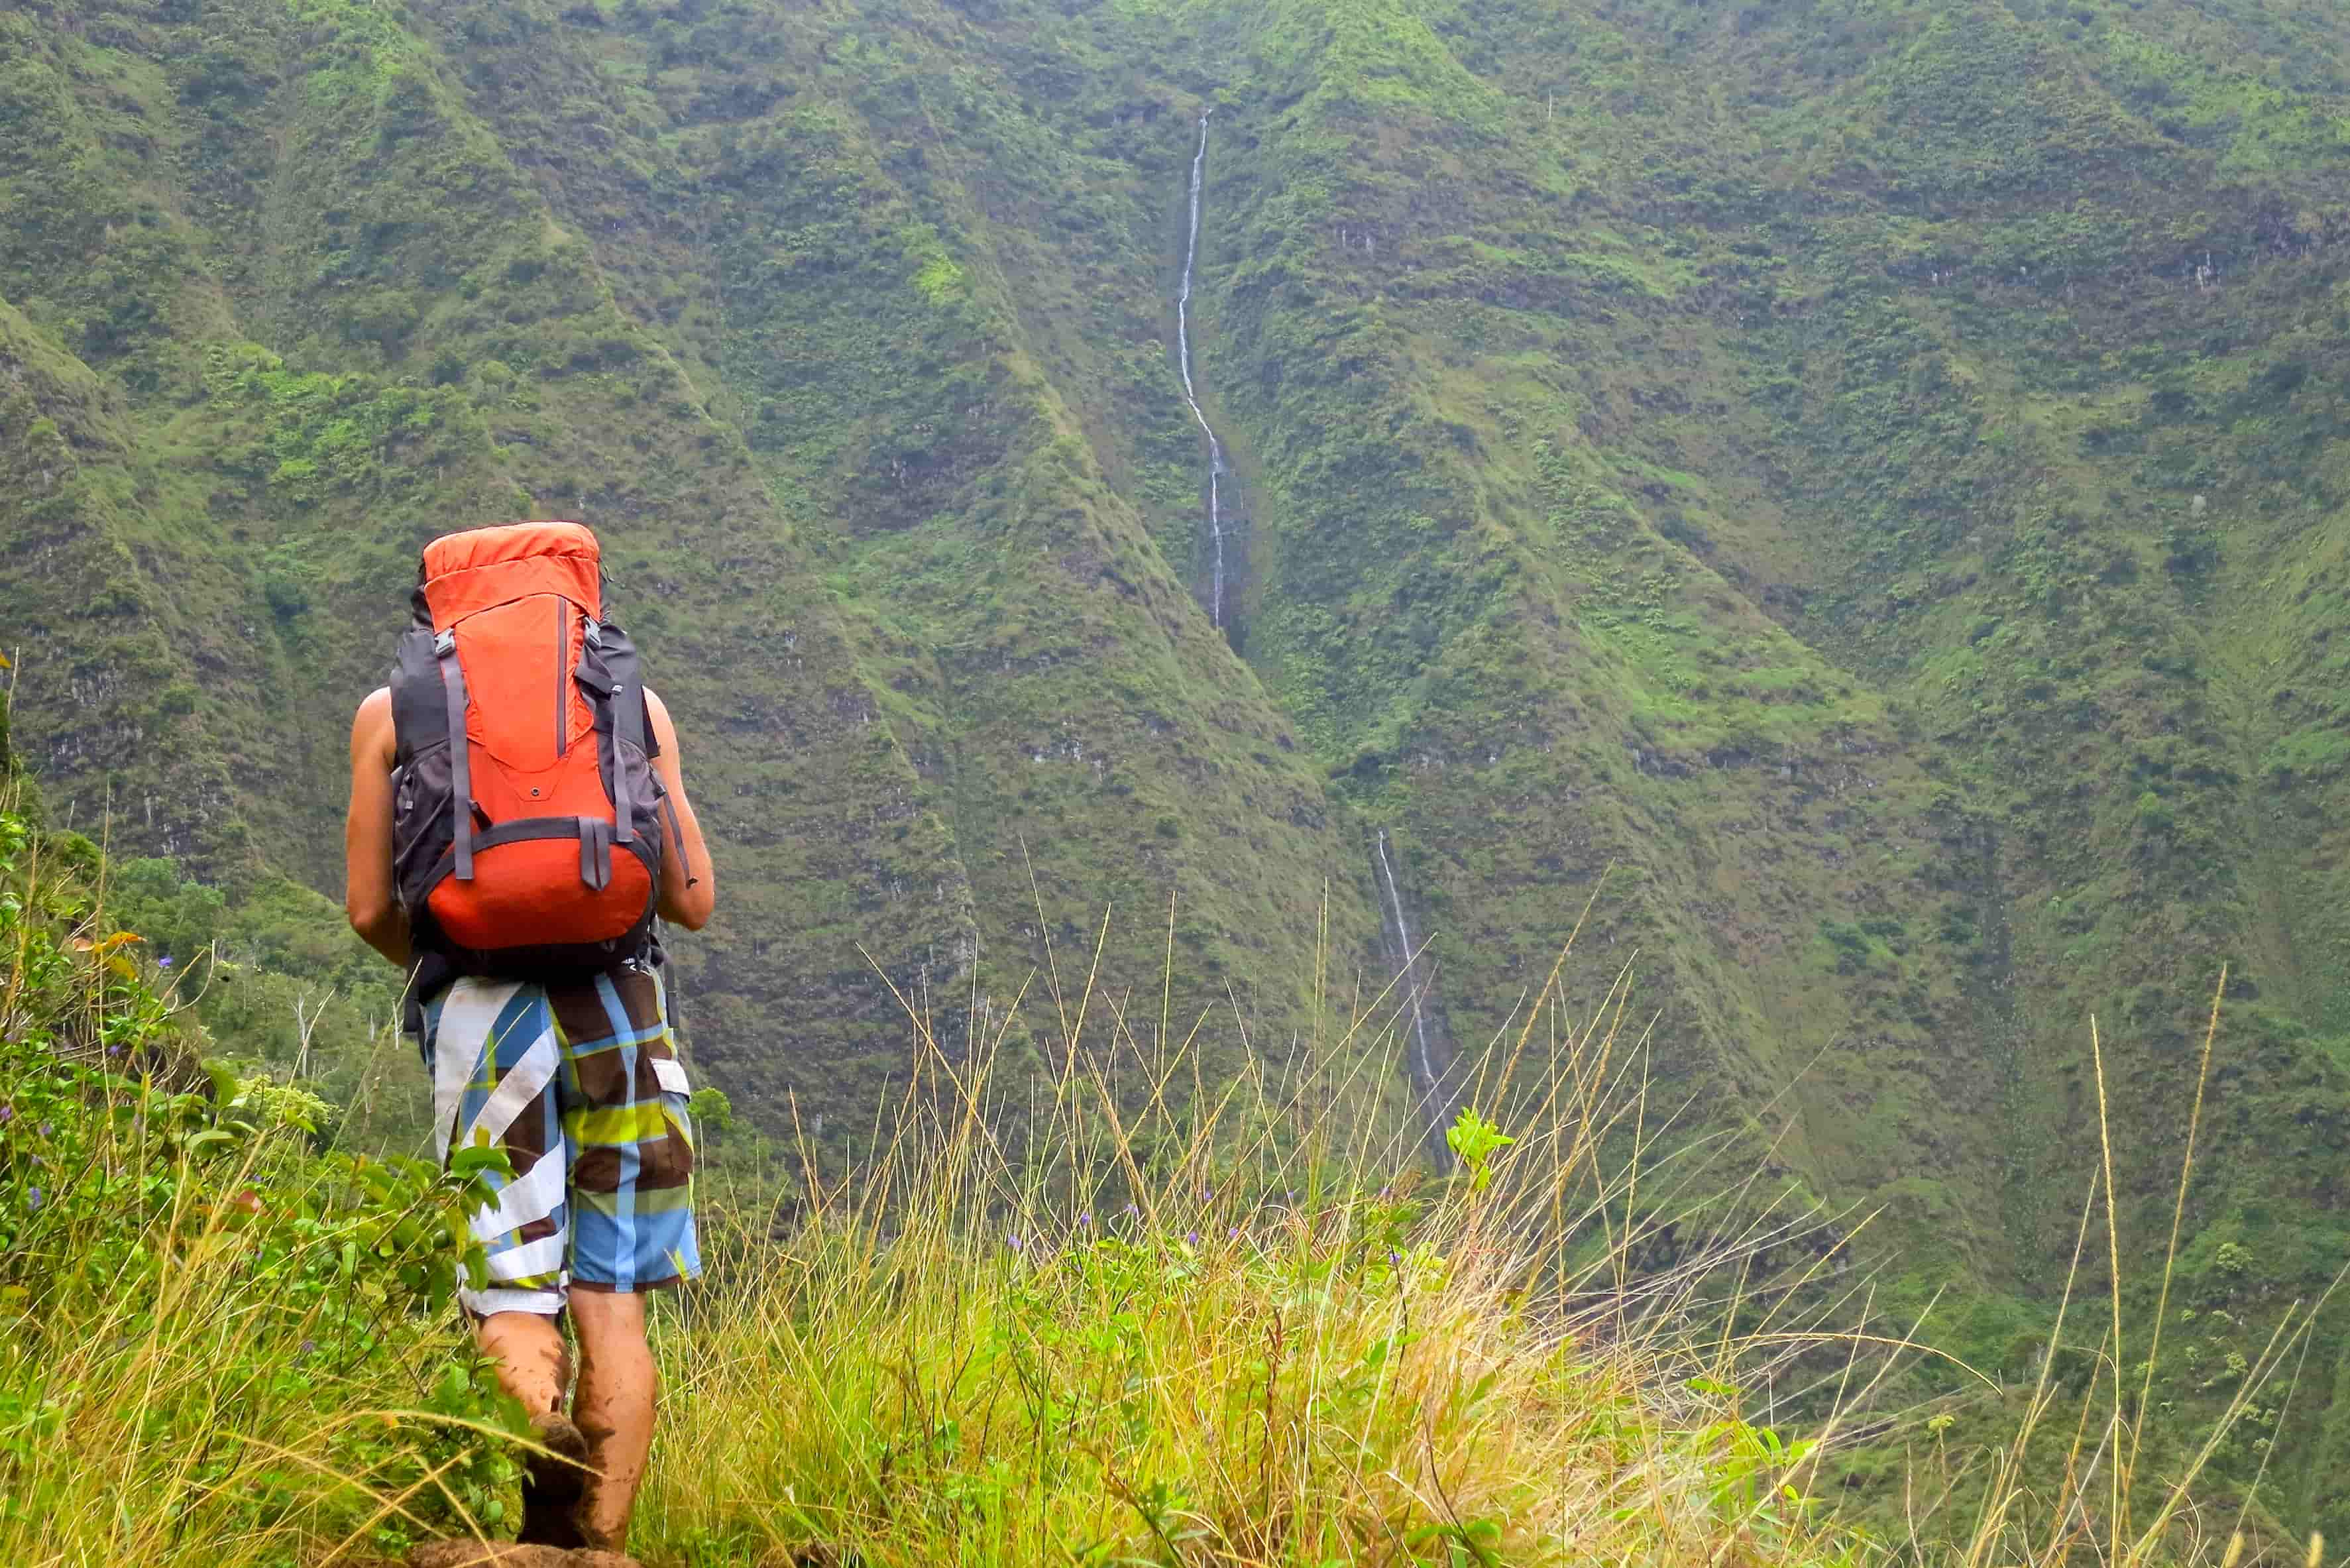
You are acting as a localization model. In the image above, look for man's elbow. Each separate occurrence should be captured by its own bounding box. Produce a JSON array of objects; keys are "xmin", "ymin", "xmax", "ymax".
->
[
  {"xmin": 661, "ymin": 879, "xmax": 716, "ymax": 931},
  {"xmin": 347, "ymin": 895, "xmax": 395, "ymax": 944}
]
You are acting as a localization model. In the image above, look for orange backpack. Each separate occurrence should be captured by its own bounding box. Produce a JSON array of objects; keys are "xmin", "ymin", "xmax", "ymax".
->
[{"xmin": 386, "ymin": 522, "xmax": 667, "ymax": 977}]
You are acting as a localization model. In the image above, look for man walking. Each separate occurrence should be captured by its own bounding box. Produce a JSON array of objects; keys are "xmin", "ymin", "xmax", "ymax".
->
[{"xmin": 343, "ymin": 521, "xmax": 714, "ymax": 1551}]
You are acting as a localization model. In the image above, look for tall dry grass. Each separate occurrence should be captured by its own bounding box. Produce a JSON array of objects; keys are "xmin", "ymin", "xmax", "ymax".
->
[
  {"xmin": 630, "ymin": 899, "xmax": 1883, "ymax": 1567},
  {"xmin": 634, "ymin": 913, "xmax": 2340, "ymax": 1568},
  {"xmin": 0, "ymin": 1141, "xmax": 518, "ymax": 1565},
  {"xmin": 4, "ymin": 785, "xmax": 2334, "ymax": 1567},
  {"xmin": 1886, "ymin": 974, "xmax": 2345, "ymax": 1568},
  {"xmin": 0, "ymin": 796, "xmax": 523, "ymax": 1567}
]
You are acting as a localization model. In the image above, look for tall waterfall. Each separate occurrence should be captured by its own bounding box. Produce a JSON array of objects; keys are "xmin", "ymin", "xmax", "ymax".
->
[
  {"xmin": 1376, "ymin": 829, "xmax": 1455, "ymax": 1167},
  {"xmin": 1175, "ymin": 112, "xmax": 1232, "ymax": 628}
]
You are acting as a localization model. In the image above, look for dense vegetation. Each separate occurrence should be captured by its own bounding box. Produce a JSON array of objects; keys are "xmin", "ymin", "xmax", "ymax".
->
[
  {"xmin": 3, "ymin": 767, "xmax": 2310, "ymax": 1565},
  {"xmin": 0, "ymin": 748, "xmax": 1881, "ymax": 1565},
  {"xmin": 7, "ymin": 0, "xmax": 2350, "ymax": 1547},
  {"xmin": 0, "ymin": 787, "xmax": 525, "ymax": 1557}
]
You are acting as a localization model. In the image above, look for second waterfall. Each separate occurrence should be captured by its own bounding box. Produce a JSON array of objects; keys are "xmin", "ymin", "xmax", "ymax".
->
[{"xmin": 1175, "ymin": 111, "xmax": 1235, "ymax": 630}]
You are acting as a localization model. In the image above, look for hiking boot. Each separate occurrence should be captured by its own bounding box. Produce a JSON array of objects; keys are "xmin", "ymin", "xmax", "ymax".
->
[{"xmin": 514, "ymin": 1414, "xmax": 592, "ymax": 1549}]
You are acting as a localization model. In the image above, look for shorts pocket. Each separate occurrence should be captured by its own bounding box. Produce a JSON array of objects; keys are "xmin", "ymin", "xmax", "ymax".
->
[{"xmin": 637, "ymin": 1052, "xmax": 696, "ymax": 1186}]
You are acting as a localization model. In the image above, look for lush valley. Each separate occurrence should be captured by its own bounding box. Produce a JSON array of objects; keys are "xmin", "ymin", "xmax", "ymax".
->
[{"xmin": 7, "ymin": 0, "xmax": 2350, "ymax": 1549}]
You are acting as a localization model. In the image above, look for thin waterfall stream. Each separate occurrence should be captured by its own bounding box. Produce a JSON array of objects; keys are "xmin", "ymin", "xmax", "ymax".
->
[
  {"xmin": 1175, "ymin": 111, "xmax": 1233, "ymax": 628},
  {"xmin": 1171, "ymin": 119, "xmax": 1447, "ymax": 1167},
  {"xmin": 1377, "ymin": 829, "xmax": 1455, "ymax": 1167}
]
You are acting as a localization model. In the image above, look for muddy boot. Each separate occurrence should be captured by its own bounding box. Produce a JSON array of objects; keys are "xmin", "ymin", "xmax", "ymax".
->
[
  {"xmin": 514, "ymin": 1414, "xmax": 592, "ymax": 1549},
  {"xmin": 565, "ymin": 1506, "xmax": 629, "ymax": 1558}
]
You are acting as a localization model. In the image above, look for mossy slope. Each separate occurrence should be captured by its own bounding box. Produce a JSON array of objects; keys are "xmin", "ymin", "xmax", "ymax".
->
[{"xmin": 11, "ymin": 0, "xmax": 2350, "ymax": 1535}]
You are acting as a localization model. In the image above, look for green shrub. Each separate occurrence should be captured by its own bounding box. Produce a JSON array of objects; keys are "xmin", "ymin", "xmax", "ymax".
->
[{"xmin": 0, "ymin": 804, "xmax": 527, "ymax": 1563}]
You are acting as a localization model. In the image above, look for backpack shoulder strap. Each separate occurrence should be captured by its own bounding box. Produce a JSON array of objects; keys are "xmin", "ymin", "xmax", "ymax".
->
[{"xmin": 388, "ymin": 628, "xmax": 445, "ymax": 763}]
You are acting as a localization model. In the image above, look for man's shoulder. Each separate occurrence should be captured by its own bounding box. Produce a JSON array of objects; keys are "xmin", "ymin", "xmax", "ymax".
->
[{"xmin": 352, "ymin": 686, "xmax": 395, "ymax": 763}]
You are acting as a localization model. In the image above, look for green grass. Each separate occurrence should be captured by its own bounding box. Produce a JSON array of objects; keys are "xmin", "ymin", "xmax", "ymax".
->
[
  {"xmin": 11, "ymin": 0, "xmax": 2350, "ymax": 1543},
  {"xmin": 0, "ymin": 797, "xmax": 523, "ymax": 1562},
  {"xmin": 11, "ymin": 783, "xmax": 2339, "ymax": 1565}
]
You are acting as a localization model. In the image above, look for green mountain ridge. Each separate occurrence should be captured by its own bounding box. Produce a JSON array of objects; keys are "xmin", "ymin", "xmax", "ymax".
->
[{"xmin": 9, "ymin": 0, "xmax": 2350, "ymax": 1534}]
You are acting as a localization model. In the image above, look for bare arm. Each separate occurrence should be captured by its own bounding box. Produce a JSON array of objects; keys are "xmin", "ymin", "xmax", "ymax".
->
[
  {"xmin": 344, "ymin": 687, "xmax": 410, "ymax": 966},
  {"xmin": 645, "ymin": 689, "xmax": 715, "ymax": 930}
]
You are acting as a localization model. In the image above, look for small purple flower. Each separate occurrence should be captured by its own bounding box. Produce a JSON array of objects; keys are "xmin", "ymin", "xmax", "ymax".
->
[
  {"xmin": 1077, "ymin": 1211, "xmax": 1091, "ymax": 1228},
  {"xmin": 36, "ymin": 1123, "xmax": 50, "ymax": 1139},
  {"xmin": 25, "ymin": 1187, "xmax": 40, "ymax": 1209},
  {"xmin": 1229, "ymin": 1227, "xmax": 1240, "ymax": 1239},
  {"xmin": 1186, "ymin": 1231, "xmax": 1199, "ymax": 1245},
  {"xmin": 1125, "ymin": 1203, "xmax": 1139, "ymax": 1218},
  {"xmin": 298, "ymin": 1339, "xmax": 317, "ymax": 1356},
  {"xmin": 1388, "ymin": 1250, "xmax": 1400, "ymax": 1265},
  {"xmin": 1378, "ymin": 1186, "xmax": 1391, "ymax": 1200},
  {"xmin": 0, "ymin": 1104, "xmax": 12, "ymax": 1125},
  {"xmin": 158, "ymin": 954, "xmax": 174, "ymax": 970},
  {"xmin": 1008, "ymin": 1233, "xmax": 1024, "ymax": 1253}
]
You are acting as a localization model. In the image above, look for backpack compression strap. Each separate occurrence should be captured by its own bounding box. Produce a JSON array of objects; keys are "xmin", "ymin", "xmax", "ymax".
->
[
  {"xmin": 579, "ymin": 815, "xmax": 614, "ymax": 892},
  {"xmin": 434, "ymin": 630, "xmax": 475, "ymax": 882}
]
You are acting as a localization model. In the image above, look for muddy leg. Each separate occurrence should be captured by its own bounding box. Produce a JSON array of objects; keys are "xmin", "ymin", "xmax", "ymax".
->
[
  {"xmin": 568, "ymin": 1290, "xmax": 657, "ymax": 1549},
  {"xmin": 475, "ymin": 1310, "xmax": 571, "ymax": 1417},
  {"xmin": 476, "ymin": 1310, "xmax": 588, "ymax": 1547}
]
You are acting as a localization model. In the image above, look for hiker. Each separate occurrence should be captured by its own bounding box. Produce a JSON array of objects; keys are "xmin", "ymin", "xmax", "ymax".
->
[{"xmin": 342, "ymin": 521, "xmax": 715, "ymax": 1552}]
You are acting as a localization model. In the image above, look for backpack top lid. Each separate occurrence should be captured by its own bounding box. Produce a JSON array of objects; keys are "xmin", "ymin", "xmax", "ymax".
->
[{"xmin": 419, "ymin": 521, "xmax": 601, "ymax": 631}]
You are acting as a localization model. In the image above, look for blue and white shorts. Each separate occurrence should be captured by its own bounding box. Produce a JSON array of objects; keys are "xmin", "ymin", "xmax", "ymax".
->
[{"xmin": 423, "ymin": 961, "xmax": 701, "ymax": 1316}]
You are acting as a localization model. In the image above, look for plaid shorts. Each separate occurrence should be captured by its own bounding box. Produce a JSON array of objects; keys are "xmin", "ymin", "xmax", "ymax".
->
[{"xmin": 423, "ymin": 960, "xmax": 700, "ymax": 1316}]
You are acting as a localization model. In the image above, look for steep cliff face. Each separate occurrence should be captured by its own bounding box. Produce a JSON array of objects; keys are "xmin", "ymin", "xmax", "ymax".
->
[
  {"xmin": 0, "ymin": 0, "xmax": 1373, "ymax": 1139},
  {"xmin": 8, "ymin": 0, "xmax": 2350, "ymax": 1529}
]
